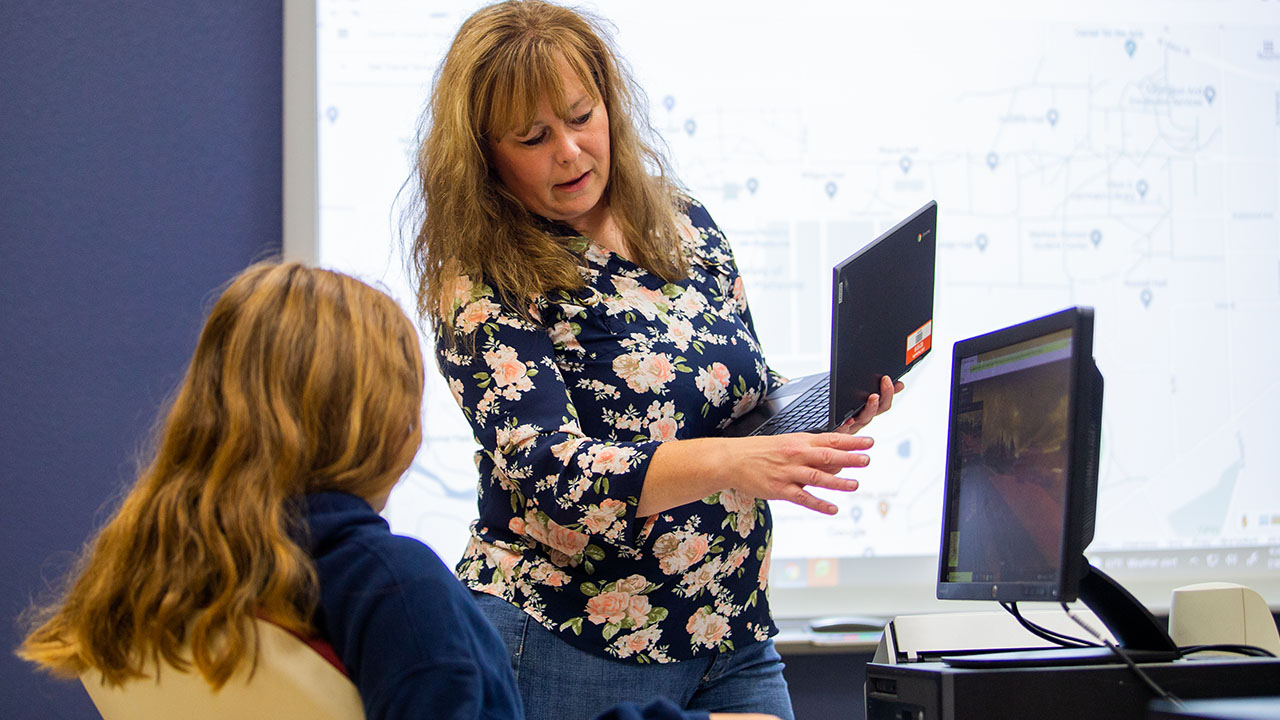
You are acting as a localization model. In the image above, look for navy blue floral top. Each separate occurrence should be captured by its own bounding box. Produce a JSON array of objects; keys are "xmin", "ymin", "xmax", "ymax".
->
[{"xmin": 439, "ymin": 199, "xmax": 785, "ymax": 663}]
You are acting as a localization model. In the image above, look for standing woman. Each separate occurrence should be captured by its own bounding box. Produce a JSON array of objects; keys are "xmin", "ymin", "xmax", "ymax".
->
[{"xmin": 410, "ymin": 2, "xmax": 901, "ymax": 719}]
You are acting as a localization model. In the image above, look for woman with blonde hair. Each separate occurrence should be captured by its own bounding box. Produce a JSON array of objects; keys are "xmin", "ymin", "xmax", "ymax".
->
[
  {"xmin": 410, "ymin": 2, "xmax": 903, "ymax": 718},
  {"xmin": 18, "ymin": 261, "xmax": 768, "ymax": 720}
]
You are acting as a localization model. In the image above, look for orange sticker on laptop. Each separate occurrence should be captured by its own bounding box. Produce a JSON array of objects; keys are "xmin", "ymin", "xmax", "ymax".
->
[{"xmin": 906, "ymin": 320, "xmax": 932, "ymax": 365}]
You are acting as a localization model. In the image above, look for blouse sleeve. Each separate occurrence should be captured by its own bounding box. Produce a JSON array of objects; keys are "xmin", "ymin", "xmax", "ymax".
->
[{"xmin": 436, "ymin": 277, "xmax": 663, "ymax": 556}]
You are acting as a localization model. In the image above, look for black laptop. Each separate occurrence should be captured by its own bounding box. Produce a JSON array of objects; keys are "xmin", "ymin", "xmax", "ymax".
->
[{"xmin": 724, "ymin": 201, "xmax": 938, "ymax": 437}]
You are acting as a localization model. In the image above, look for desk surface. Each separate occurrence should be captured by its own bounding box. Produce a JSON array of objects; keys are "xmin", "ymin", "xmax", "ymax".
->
[{"xmin": 774, "ymin": 617, "xmax": 882, "ymax": 654}]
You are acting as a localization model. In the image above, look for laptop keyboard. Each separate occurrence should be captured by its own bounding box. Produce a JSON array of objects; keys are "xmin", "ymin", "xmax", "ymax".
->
[{"xmin": 751, "ymin": 375, "xmax": 830, "ymax": 435}]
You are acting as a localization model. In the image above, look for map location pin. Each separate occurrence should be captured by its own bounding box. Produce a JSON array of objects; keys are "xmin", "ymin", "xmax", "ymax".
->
[
  {"xmin": 746, "ymin": 177, "xmax": 759, "ymax": 194},
  {"xmin": 1091, "ymin": 229, "xmax": 1102, "ymax": 247},
  {"xmin": 1203, "ymin": 86, "xmax": 1216, "ymax": 104},
  {"xmin": 1125, "ymin": 38, "xmax": 1137, "ymax": 57},
  {"xmin": 824, "ymin": 181, "xmax": 838, "ymax": 199},
  {"xmin": 877, "ymin": 500, "xmax": 890, "ymax": 519},
  {"xmin": 1141, "ymin": 287, "xmax": 1153, "ymax": 308},
  {"xmin": 1047, "ymin": 108, "xmax": 1059, "ymax": 127},
  {"xmin": 899, "ymin": 156, "xmax": 912, "ymax": 174},
  {"xmin": 683, "ymin": 118, "xmax": 696, "ymax": 137},
  {"xmin": 1136, "ymin": 179, "xmax": 1149, "ymax": 199},
  {"xmin": 325, "ymin": 106, "xmax": 339, "ymax": 124},
  {"xmin": 975, "ymin": 233, "xmax": 989, "ymax": 252},
  {"xmin": 663, "ymin": 95, "xmax": 675, "ymax": 112},
  {"xmin": 986, "ymin": 152, "xmax": 999, "ymax": 171}
]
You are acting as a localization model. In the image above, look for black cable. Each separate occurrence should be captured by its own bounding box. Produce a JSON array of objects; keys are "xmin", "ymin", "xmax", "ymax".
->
[
  {"xmin": 1009, "ymin": 602, "xmax": 1098, "ymax": 647},
  {"xmin": 999, "ymin": 601, "xmax": 1097, "ymax": 648},
  {"xmin": 1179, "ymin": 644, "xmax": 1277, "ymax": 658},
  {"xmin": 1061, "ymin": 601, "xmax": 1184, "ymax": 709},
  {"xmin": 1005, "ymin": 604, "xmax": 1085, "ymax": 647}
]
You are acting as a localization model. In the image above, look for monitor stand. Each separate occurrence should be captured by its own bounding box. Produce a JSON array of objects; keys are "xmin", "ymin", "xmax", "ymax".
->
[{"xmin": 941, "ymin": 561, "xmax": 1181, "ymax": 668}]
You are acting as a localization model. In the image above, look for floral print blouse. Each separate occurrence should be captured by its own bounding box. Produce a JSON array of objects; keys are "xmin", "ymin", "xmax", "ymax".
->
[{"xmin": 439, "ymin": 199, "xmax": 785, "ymax": 663}]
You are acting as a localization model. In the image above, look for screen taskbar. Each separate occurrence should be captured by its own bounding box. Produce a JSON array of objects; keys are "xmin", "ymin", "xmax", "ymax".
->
[
  {"xmin": 766, "ymin": 543, "xmax": 1280, "ymax": 618},
  {"xmin": 770, "ymin": 543, "xmax": 1280, "ymax": 590}
]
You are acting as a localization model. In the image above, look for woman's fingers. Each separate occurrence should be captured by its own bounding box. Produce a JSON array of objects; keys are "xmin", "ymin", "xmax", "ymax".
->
[
  {"xmin": 816, "ymin": 430, "xmax": 875, "ymax": 452},
  {"xmin": 874, "ymin": 378, "xmax": 893, "ymax": 414},
  {"xmin": 803, "ymin": 470, "xmax": 860, "ymax": 493},
  {"xmin": 876, "ymin": 376, "xmax": 904, "ymax": 414},
  {"xmin": 836, "ymin": 376, "xmax": 906, "ymax": 435},
  {"xmin": 801, "ymin": 436, "xmax": 872, "ymax": 477},
  {"xmin": 776, "ymin": 471, "xmax": 856, "ymax": 515},
  {"xmin": 734, "ymin": 432, "xmax": 874, "ymax": 514},
  {"xmin": 786, "ymin": 486, "xmax": 838, "ymax": 515},
  {"xmin": 837, "ymin": 390, "xmax": 882, "ymax": 435}
]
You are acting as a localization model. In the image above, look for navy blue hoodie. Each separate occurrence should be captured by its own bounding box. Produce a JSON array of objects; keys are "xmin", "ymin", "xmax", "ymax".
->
[{"xmin": 302, "ymin": 492, "xmax": 699, "ymax": 720}]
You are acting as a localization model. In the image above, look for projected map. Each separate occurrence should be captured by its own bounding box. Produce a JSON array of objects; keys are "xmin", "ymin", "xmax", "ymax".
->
[{"xmin": 314, "ymin": 0, "xmax": 1280, "ymax": 592}]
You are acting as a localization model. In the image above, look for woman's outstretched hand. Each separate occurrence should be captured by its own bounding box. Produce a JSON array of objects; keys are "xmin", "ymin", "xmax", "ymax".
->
[
  {"xmin": 713, "ymin": 431, "xmax": 871, "ymax": 515},
  {"xmin": 638, "ymin": 376, "xmax": 903, "ymax": 517},
  {"xmin": 642, "ymin": 431, "xmax": 873, "ymax": 517}
]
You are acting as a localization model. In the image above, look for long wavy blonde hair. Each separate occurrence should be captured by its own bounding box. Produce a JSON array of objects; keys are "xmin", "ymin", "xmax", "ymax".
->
[
  {"xmin": 17, "ymin": 262, "xmax": 424, "ymax": 689},
  {"xmin": 409, "ymin": 0, "xmax": 688, "ymax": 331}
]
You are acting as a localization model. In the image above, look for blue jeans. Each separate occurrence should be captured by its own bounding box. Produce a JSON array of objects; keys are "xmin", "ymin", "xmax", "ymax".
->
[{"xmin": 473, "ymin": 592, "xmax": 795, "ymax": 720}]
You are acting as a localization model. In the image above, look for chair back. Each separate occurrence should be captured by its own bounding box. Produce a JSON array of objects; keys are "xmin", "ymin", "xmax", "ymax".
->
[{"xmin": 80, "ymin": 619, "xmax": 365, "ymax": 720}]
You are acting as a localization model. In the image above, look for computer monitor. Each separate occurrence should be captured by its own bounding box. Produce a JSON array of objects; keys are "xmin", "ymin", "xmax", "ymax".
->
[
  {"xmin": 937, "ymin": 306, "xmax": 1100, "ymax": 603},
  {"xmin": 936, "ymin": 307, "xmax": 1178, "ymax": 663}
]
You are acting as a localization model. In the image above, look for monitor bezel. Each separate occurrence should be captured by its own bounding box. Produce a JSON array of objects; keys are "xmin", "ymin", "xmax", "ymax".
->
[{"xmin": 935, "ymin": 306, "xmax": 1099, "ymax": 603}]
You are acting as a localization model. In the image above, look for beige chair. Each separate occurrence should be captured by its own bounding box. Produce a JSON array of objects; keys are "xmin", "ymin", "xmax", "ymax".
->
[{"xmin": 80, "ymin": 619, "xmax": 365, "ymax": 720}]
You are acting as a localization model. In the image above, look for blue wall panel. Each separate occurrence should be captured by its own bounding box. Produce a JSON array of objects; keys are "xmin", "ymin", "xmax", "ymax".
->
[{"xmin": 0, "ymin": 3, "xmax": 282, "ymax": 717}]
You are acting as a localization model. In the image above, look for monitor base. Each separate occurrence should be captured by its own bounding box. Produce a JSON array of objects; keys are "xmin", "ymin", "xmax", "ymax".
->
[{"xmin": 939, "ymin": 645, "xmax": 1180, "ymax": 668}]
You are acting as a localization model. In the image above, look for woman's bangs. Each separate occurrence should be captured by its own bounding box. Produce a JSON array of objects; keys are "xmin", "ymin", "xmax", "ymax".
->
[{"xmin": 483, "ymin": 44, "xmax": 597, "ymax": 138}]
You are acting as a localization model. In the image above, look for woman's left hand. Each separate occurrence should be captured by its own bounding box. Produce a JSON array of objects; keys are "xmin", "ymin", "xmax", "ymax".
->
[{"xmin": 835, "ymin": 375, "xmax": 904, "ymax": 435}]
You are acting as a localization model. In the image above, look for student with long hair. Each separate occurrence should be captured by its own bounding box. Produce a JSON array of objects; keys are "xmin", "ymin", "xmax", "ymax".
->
[{"xmin": 18, "ymin": 262, "xmax": 753, "ymax": 720}]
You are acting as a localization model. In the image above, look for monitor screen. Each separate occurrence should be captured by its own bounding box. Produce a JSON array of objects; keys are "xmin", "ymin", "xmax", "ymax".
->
[{"xmin": 937, "ymin": 307, "xmax": 1101, "ymax": 603}]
